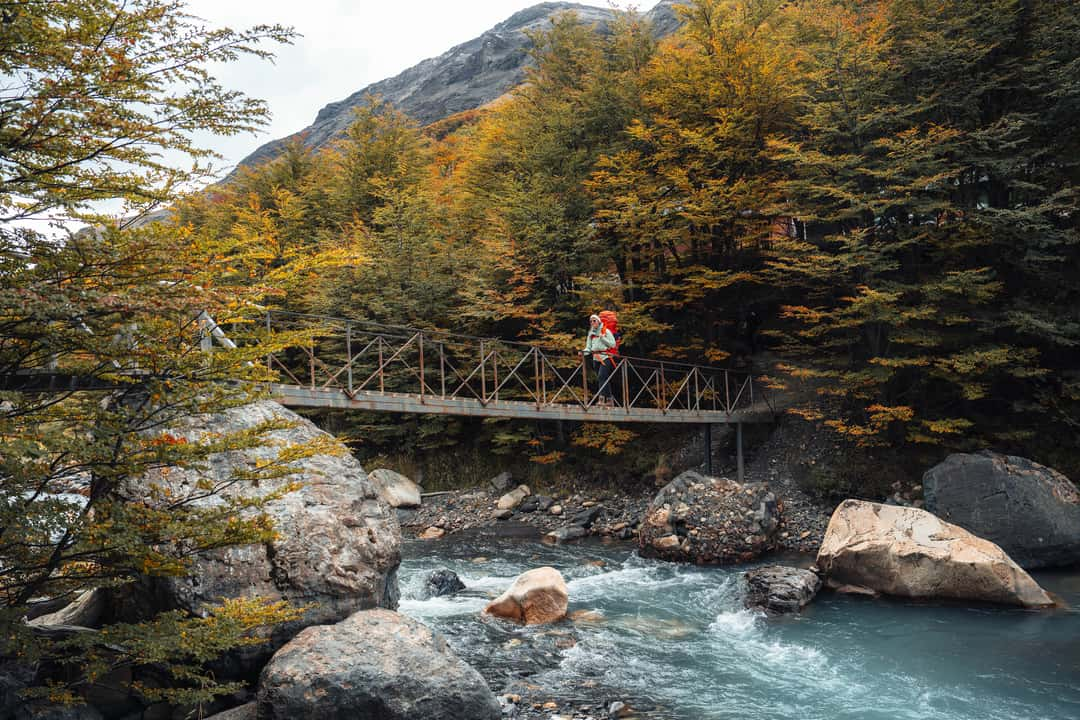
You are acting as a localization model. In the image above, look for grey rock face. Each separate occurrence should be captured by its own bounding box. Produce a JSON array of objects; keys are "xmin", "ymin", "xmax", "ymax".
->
[
  {"xmin": 257, "ymin": 608, "xmax": 500, "ymax": 720},
  {"xmin": 744, "ymin": 565, "xmax": 821, "ymax": 614},
  {"xmin": 237, "ymin": 2, "xmax": 680, "ymax": 169},
  {"xmin": 130, "ymin": 401, "xmax": 401, "ymax": 626},
  {"xmin": 923, "ymin": 451, "xmax": 1080, "ymax": 569}
]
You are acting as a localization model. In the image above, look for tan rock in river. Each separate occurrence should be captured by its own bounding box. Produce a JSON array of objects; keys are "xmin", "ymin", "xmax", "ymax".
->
[
  {"xmin": 817, "ymin": 500, "xmax": 1053, "ymax": 608},
  {"xmin": 484, "ymin": 567, "xmax": 568, "ymax": 625}
]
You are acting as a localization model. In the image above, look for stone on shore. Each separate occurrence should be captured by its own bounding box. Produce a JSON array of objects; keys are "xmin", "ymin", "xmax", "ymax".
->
[
  {"xmin": 923, "ymin": 451, "xmax": 1080, "ymax": 569},
  {"xmin": 744, "ymin": 565, "xmax": 821, "ymax": 614},
  {"xmin": 543, "ymin": 526, "xmax": 586, "ymax": 545},
  {"xmin": 638, "ymin": 471, "xmax": 780, "ymax": 564},
  {"xmin": 497, "ymin": 484, "xmax": 531, "ymax": 510},
  {"xmin": 817, "ymin": 500, "xmax": 1053, "ymax": 608},
  {"xmin": 257, "ymin": 608, "xmax": 500, "ymax": 720},
  {"xmin": 484, "ymin": 567, "xmax": 568, "ymax": 625},
  {"xmin": 488, "ymin": 471, "xmax": 513, "ymax": 493},
  {"xmin": 368, "ymin": 468, "xmax": 423, "ymax": 508}
]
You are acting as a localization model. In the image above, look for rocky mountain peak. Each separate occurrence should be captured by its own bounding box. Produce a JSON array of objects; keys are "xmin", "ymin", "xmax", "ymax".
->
[{"xmin": 236, "ymin": 1, "xmax": 680, "ymax": 170}]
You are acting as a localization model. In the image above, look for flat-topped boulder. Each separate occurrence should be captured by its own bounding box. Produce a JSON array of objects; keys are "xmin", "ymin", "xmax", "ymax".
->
[
  {"xmin": 817, "ymin": 500, "xmax": 1053, "ymax": 608},
  {"xmin": 923, "ymin": 451, "xmax": 1080, "ymax": 568},
  {"xmin": 257, "ymin": 608, "xmax": 500, "ymax": 720},
  {"xmin": 638, "ymin": 471, "xmax": 780, "ymax": 564},
  {"xmin": 484, "ymin": 567, "xmax": 568, "ymax": 625}
]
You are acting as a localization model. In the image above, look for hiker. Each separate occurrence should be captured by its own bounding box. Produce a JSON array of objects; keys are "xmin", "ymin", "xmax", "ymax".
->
[{"xmin": 583, "ymin": 313, "xmax": 618, "ymax": 406}]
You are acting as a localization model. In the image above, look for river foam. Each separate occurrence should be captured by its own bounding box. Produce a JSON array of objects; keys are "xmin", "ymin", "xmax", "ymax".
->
[{"xmin": 398, "ymin": 536, "xmax": 1080, "ymax": 720}]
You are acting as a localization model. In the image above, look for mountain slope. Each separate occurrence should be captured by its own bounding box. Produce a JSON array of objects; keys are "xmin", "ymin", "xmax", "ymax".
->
[{"xmin": 237, "ymin": 1, "xmax": 680, "ymax": 170}]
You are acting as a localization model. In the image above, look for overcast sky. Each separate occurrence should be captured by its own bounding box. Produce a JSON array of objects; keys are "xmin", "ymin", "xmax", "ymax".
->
[{"xmin": 185, "ymin": 1, "xmax": 659, "ymax": 173}]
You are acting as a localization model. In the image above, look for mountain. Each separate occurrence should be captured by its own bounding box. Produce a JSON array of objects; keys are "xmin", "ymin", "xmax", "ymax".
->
[{"xmin": 236, "ymin": 1, "xmax": 681, "ymax": 170}]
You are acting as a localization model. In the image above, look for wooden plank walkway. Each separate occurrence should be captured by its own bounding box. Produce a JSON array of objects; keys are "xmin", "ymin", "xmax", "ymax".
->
[
  {"xmin": 263, "ymin": 311, "xmax": 777, "ymax": 426},
  {"xmin": 271, "ymin": 384, "xmax": 776, "ymax": 424}
]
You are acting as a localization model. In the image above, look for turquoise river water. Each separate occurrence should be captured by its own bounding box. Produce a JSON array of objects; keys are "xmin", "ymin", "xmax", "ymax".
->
[{"xmin": 398, "ymin": 529, "xmax": 1080, "ymax": 720}]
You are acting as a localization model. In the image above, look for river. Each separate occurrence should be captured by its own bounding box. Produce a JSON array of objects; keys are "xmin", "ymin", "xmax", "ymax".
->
[{"xmin": 398, "ymin": 526, "xmax": 1080, "ymax": 720}]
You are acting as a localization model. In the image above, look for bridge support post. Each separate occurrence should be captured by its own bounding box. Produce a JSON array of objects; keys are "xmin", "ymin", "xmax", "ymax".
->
[
  {"xmin": 703, "ymin": 423, "xmax": 713, "ymax": 476},
  {"xmin": 736, "ymin": 422, "xmax": 744, "ymax": 483}
]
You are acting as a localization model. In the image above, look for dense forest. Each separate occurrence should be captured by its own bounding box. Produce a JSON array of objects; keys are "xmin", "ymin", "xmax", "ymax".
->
[
  {"xmin": 178, "ymin": 0, "xmax": 1080, "ymax": 475},
  {"xmin": 2, "ymin": 0, "xmax": 1078, "ymax": 713}
]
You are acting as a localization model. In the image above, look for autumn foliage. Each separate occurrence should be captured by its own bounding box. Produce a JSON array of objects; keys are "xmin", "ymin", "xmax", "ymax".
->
[{"xmin": 182, "ymin": 0, "xmax": 1078, "ymax": 469}]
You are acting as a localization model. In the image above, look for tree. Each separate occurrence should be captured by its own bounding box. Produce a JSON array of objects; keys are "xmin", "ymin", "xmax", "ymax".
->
[
  {"xmin": 454, "ymin": 10, "xmax": 657, "ymax": 339},
  {"xmin": 0, "ymin": 0, "xmax": 295, "ymax": 224},
  {"xmin": 587, "ymin": 0, "xmax": 801, "ymax": 361},
  {"xmin": 771, "ymin": 0, "xmax": 1080, "ymax": 462},
  {"xmin": 0, "ymin": 0, "xmax": 311, "ymax": 711}
]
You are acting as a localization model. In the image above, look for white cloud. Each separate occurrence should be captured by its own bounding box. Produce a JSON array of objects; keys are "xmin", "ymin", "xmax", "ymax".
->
[{"xmin": 184, "ymin": 1, "xmax": 658, "ymax": 171}]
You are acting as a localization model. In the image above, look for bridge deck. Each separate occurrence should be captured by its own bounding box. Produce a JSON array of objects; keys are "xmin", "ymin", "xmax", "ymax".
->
[{"xmin": 271, "ymin": 384, "xmax": 775, "ymax": 424}]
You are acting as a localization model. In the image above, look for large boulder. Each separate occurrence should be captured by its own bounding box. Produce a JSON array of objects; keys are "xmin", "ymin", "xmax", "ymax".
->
[
  {"xmin": 817, "ymin": 500, "xmax": 1053, "ymax": 608},
  {"xmin": 744, "ymin": 566, "xmax": 821, "ymax": 615},
  {"xmin": 923, "ymin": 451, "xmax": 1080, "ymax": 569},
  {"xmin": 368, "ymin": 468, "xmax": 423, "ymax": 508},
  {"xmin": 257, "ymin": 608, "xmax": 500, "ymax": 720},
  {"xmin": 638, "ymin": 471, "xmax": 780, "ymax": 564},
  {"xmin": 484, "ymin": 567, "xmax": 568, "ymax": 625},
  {"xmin": 129, "ymin": 401, "xmax": 401, "ymax": 627}
]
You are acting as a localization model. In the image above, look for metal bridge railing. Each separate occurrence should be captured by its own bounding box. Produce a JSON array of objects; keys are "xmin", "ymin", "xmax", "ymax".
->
[{"xmin": 259, "ymin": 310, "xmax": 773, "ymax": 418}]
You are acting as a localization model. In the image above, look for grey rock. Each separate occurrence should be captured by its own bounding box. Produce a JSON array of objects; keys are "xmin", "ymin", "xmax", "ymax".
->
[
  {"xmin": 236, "ymin": 2, "xmax": 681, "ymax": 170},
  {"xmin": 493, "ymin": 507, "xmax": 514, "ymax": 520},
  {"xmin": 572, "ymin": 505, "xmax": 603, "ymax": 527},
  {"xmin": 535, "ymin": 495, "xmax": 555, "ymax": 511},
  {"xmin": 368, "ymin": 468, "xmax": 423, "ymax": 508},
  {"xmin": 203, "ymin": 702, "xmax": 256, "ymax": 720},
  {"xmin": 497, "ymin": 484, "xmax": 531, "ymax": 510},
  {"xmin": 424, "ymin": 569, "xmax": 466, "ymax": 598},
  {"xmin": 257, "ymin": 608, "xmax": 500, "ymax": 720},
  {"xmin": 543, "ymin": 526, "xmax": 586, "ymax": 545},
  {"xmin": 488, "ymin": 471, "xmax": 513, "ymax": 493},
  {"xmin": 744, "ymin": 565, "xmax": 821, "ymax": 614},
  {"xmin": 518, "ymin": 496, "xmax": 540, "ymax": 513},
  {"xmin": 125, "ymin": 401, "xmax": 401, "ymax": 673},
  {"xmin": 924, "ymin": 451, "xmax": 1080, "ymax": 568}
]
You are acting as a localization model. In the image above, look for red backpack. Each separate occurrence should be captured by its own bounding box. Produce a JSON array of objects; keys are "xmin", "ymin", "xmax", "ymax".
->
[{"xmin": 598, "ymin": 310, "xmax": 621, "ymax": 356}]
